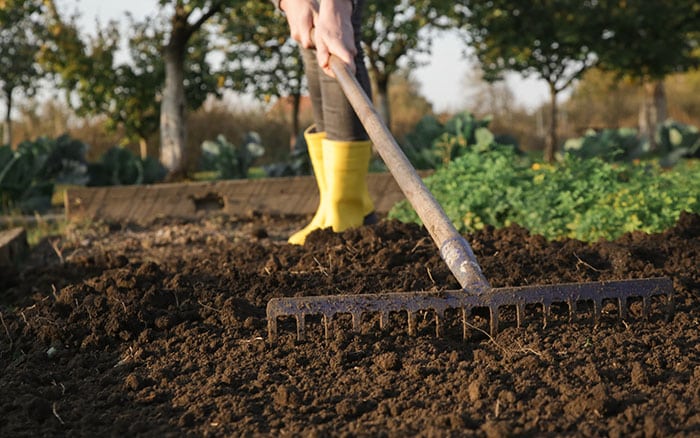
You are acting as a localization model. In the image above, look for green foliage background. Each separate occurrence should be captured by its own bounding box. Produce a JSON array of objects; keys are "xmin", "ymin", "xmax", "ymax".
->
[
  {"xmin": 0, "ymin": 136, "xmax": 166, "ymax": 213},
  {"xmin": 390, "ymin": 120, "xmax": 700, "ymax": 242}
]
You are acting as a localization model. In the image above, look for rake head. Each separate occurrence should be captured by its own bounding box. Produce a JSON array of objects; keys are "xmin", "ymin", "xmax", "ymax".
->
[{"xmin": 267, "ymin": 277, "xmax": 673, "ymax": 341}]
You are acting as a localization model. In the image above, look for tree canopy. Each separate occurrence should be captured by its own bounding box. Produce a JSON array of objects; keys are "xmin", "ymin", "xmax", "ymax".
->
[
  {"xmin": 592, "ymin": 1, "xmax": 700, "ymax": 148},
  {"xmin": 7, "ymin": 0, "xmax": 698, "ymax": 169},
  {"xmin": 40, "ymin": 2, "xmax": 219, "ymax": 159},
  {"xmin": 462, "ymin": 0, "xmax": 601, "ymax": 161},
  {"xmin": 594, "ymin": 0, "xmax": 700, "ymax": 81},
  {"xmin": 361, "ymin": 0, "xmax": 458, "ymax": 128},
  {"xmin": 222, "ymin": 1, "xmax": 305, "ymax": 139},
  {"xmin": 0, "ymin": 0, "xmax": 44, "ymax": 146}
]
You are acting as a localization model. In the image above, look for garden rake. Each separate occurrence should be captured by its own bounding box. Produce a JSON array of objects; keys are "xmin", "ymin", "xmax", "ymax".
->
[{"xmin": 266, "ymin": 50, "xmax": 674, "ymax": 342}]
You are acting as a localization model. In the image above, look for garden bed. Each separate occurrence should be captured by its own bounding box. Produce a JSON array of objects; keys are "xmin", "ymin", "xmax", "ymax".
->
[{"xmin": 1, "ymin": 211, "xmax": 699, "ymax": 436}]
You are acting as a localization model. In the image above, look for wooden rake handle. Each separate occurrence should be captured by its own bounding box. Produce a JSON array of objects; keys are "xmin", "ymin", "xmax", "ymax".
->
[{"xmin": 327, "ymin": 54, "xmax": 491, "ymax": 292}]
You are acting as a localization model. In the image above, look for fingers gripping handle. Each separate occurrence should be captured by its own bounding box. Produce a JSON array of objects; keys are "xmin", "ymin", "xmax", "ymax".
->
[{"xmin": 326, "ymin": 55, "xmax": 491, "ymax": 292}]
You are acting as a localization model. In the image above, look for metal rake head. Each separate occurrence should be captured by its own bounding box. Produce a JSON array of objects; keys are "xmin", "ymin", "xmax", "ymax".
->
[{"xmin": 266, "ymin": 277, "xmax": 673, "ymax": 341}]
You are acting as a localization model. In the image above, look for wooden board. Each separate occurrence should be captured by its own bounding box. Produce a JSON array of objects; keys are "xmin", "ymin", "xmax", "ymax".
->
[
  {"xmin": 65, "ymin": 173, "xmax": 425, "ymax": 225},
  {"xmin": 0, "ymin": 227, "xmax": 28, "ymax": 267}
]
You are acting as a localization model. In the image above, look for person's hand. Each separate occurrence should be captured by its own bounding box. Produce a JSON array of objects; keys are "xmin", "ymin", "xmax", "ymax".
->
[
  {"xmin": 279, "ymin": 0, "xmax": 318, "ymax": 49},
  {"xmin": 315, "ymin": 0, "xmax": 356, "ymax": 77}
]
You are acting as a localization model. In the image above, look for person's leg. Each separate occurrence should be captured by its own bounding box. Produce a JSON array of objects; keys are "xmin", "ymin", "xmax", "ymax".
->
[
  {"xmin": 319, "ymin": 0, "xmax": 370, "ymax": 142},
  {"xmin": 288, "ymin": 1, "xmax": 376, "ymax": 244},
  {"xmin": 320, "ymin": 0, "xmax": 377, "ymax": 232},
  {"xmin": 287, "ymin": 126, "xmax": 327, "ymax": 245},
  {"xmin": 288, "ymin": 48, "xmax": 329, "ymax": 245},
  {"xmin": 301, "ymin": 48, "xmax": 325, "ymax": 132}
]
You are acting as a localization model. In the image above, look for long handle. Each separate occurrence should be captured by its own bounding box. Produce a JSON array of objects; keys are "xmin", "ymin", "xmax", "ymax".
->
[{"xmin": 327, "ymin": 56, "xmax": 490, "ymax": 292}]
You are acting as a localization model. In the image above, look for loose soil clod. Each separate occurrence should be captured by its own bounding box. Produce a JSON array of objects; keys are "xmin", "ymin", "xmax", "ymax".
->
[{"xmin": 0, "ymin": 212, "xmax": 699, "ymax": 436}]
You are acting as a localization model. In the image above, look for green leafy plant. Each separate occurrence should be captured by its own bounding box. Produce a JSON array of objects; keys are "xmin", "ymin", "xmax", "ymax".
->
[
  {"xmin": 563, "ymin": 120, "xmax": 700, "ymax": 165},
  {"xmin": 390, "ymin": 142, "xmax": 530, "ymax": 232},
  {"xmin": 401, "ymin": 111, "xmax": 504, "ymax": 170},
  {"xmin": 390, "ymin": 145, "xmax": 700, "ymax": 242},
  {"xmin": 656, "ymin": 120, "xmax": 700, "ymax": 166},
  {"xmin": 1, "ymin": 135, "xmax": 169, "ymax": 211},
  {"xmin": 563, "ymin": 127, "xmax": 639, "ymax": 161},
  {"xmin": 440, "ymin": 113, "xmax": 494, "ymax": 152},
  {"xmin": 262, "ymin": 130, "xmax": 311, "ymax": 178},
  {"xmin": 88, "ymin": 146, "xmax": 166, "ymax": 186},
  {"xmin": 0, "ymin": 144, "xmax": 52, "ymax": 213},
  {"xmin": 402, "ymin": 115, "xmax": 444, "ymax": 169},
  {"xmin": 42, "ymin": 135, "xmax": 90, "ymax": 185},
  {"xmin": 0, "ymin": 135, "xmax": 91, "ymax": 213},
  {"xmin": 200, "ymin": 132, "xmax": 265, "ymax": 179}
]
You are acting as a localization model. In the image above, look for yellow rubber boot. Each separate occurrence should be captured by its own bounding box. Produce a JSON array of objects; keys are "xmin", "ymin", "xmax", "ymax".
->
[
  {"xmin": 323, "ymin": 138, "xmax": 375, "ymax": 232},
  {"xmin": 288, "ymin": 127, "xmax": 328, "ymax": 245}
]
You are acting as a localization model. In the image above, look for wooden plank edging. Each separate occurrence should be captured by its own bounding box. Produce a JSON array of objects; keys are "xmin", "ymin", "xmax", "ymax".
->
[
  {"xmin": 65, "ymin": 172, "xmax": 428, "ymax": 225},
  {"xmin": 0, "ymin": 227, "xmax": 28, "ymax": 267}
]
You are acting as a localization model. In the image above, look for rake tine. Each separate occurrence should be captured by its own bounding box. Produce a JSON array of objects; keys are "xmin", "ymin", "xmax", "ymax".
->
[
  {"xmin": 516, "ymin": 303, "xmax": 525, "ymax": 328},
  {"xmin": 593, "ymin": 299, "xmax": 602, "ymax": 325},
  {"xmin": 489, "ymin": 305, "xmax": 499, "ymax": 336},
  {"xmin": 323, "ymin": 314, "xmax": 331, "ymax": 340},
  {"xmin": 408, "ymin": 311, "xmax": 417, "ymax": 336},
  {"xmin": 379, "ymin": 311, "xmax": 389, "ymax": 330},
  {"xmin": 462, "ymin": 307, "xmax": 469, "ymax": 339},
  {"xmin": 296, "ymin": 314, "xmax": 306, "ymax": 341},
  {"xmin": 543, "ymin": 302, "xmax": 552, "ymax": 329},
  {"xmin": 567, "ymin": 299, "xmax": 575, "ymax": 322},
  {"xmin": 269, "ymin": 318, "xmax": 278, "ymax": 340},
  {"xmin": 619, "ymin": 297, "xmax": 628, "ymax": 320},
  {"xmin": 350, "ymin": 312, "xmax": 361, "ymax": 332},
  {"xmin": 435, "ymin": 310, "xmax": 443, "ymax": 337}
]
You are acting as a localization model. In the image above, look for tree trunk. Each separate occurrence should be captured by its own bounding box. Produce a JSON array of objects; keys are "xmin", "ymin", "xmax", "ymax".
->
[
  {"xmin": 638, "ymin": 79, "xmax": 667, "ymax": 152},
  {"xmin": 371, "ymin": 73, "xmax": 391, "ymax": 130},
  {"xmin": 545, "ymin": 82, "xmax": 558, "ymax": 163},
  {"xmin": 3, "ymin": 88, "xmax": 13, "ymax": 148},
  {"xmin": 160, "ymin": 44, "xmax": 187, "ymax": 179},
  {"xmin": 158, "ymin": 4, "xmax": 220, "ymax": 180}
]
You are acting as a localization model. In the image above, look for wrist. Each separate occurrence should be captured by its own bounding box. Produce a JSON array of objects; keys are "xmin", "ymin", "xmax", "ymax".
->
[
  {"xmin": 319, "ymin": 0, "xmax": 353, "ymax": 27},
  {"xmin": 324, "ymin": 0, "xmax": 354, "ymax": 13}
]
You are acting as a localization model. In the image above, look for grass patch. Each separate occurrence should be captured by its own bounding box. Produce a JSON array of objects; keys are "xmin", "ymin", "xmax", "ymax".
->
[{"xmin": 1, "ymin": 212, "xmax": 68, "ymax": 246}]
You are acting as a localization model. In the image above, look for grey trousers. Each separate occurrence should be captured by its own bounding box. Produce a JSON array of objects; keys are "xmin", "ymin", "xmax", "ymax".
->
[{"xmin": 300, "ymin": 0, "xmax": 371, "ymax": 141}]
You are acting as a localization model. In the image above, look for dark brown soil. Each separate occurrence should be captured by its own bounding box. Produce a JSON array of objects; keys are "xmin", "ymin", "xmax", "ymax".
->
[{"xmin": 1, "ymin": 211, "xmax": 699, "ymax": 437}]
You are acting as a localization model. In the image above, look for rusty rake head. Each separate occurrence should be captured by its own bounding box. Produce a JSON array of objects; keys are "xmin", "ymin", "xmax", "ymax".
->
[{"xmin": 267, "ymin": 277, "xmax": 673, "ymax": 341}]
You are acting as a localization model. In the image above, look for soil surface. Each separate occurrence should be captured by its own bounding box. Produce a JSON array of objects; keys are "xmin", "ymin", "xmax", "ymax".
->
[{"xmin": 1, "ymin": 211, "xmax": 699, "ymax": 437}]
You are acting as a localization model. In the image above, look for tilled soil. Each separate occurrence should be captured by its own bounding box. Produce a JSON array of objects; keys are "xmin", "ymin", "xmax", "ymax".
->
[{"xmin": 0, "ymin": 211, "xmax": 699, "ymax": 437}]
